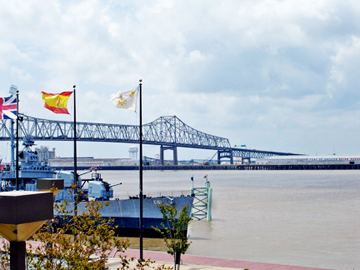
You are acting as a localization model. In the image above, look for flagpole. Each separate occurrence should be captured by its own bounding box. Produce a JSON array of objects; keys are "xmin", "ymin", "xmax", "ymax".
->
[
  {"xmin": 73, "ymin": 85, "xmax": 78, "ymax": 206},
  {"xmin": 139, "ymin": 79, "xmax": 143, "ymax": 260},
  {"xmin": 16, "ymin": 89, "xmax": 19, "ymax": 191}
]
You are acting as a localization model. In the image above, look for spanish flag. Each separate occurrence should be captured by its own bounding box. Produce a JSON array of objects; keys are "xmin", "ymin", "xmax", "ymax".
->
[{"xmin": 41, "ymin": 91, "xmax": 73, "ymax": 114}]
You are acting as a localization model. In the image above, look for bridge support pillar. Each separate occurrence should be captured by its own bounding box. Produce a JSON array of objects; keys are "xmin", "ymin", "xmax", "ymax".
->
[
  {"xmin": 160, "ymin": 145, "xmax": 178, "ymax": 165},
  {"xmin": 242, "ymin": 157, "xmax": 251, "ymax": 164},
  {"xmin": 217, "ymin": 150, "xmax": 233, "ymax": 165}
]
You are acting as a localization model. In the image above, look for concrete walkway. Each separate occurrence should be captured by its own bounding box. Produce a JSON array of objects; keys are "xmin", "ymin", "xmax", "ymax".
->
[
  {"xmin": 21, "ymin": 241, "xmax": 336, "ymax": 270},
  {"xmin": 107, "ymin": 249, "xmax": 337, "ymax": 270}
]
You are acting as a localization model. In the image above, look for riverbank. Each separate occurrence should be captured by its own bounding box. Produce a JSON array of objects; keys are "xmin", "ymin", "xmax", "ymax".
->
[{"xmin": 106, "ymin": 249, "xmax": 338, "ymax": 270}]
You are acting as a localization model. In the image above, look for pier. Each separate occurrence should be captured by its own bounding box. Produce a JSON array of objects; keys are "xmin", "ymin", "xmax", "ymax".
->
[
  {"xmin": 53, "ymin": 163, "xmax": 360, "ymax": 171},
  {"xmin": 191, "ymin": 177, "xmax": 212, "ymax": 221}
]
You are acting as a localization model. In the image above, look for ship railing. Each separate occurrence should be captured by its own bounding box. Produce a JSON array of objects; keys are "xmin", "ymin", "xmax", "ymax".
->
[{"xmin": 113, "ymin": 190, "xmax": 192, "ymax": 200}]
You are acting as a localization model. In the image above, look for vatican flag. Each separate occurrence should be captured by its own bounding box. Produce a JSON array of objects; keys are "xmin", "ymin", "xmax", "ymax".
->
[{"xmin": 110, "ymin": 86, "xmax": 139, "ymax": 112}]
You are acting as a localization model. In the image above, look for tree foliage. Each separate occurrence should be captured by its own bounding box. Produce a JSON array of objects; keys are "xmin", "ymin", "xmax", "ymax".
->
[
  {"xmin": 0, "ymin": 238, "xmax": 10, "ymax": 269},
  {"xmin": 1, "ymin": 193, "xmax": 172, "ymax": 270},
  {"xmin": 26, "ymin": 199, "xmax": 130, "ymax": 269},
  {"xmin": 153, "ymin": 203, "xmax": 192, "ymax": 270}
]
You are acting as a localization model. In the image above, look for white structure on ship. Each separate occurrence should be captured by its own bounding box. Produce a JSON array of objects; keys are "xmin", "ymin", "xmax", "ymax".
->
[{"xmin": 256, "ymin": 155, "xmax": 360, "ymax": 165}]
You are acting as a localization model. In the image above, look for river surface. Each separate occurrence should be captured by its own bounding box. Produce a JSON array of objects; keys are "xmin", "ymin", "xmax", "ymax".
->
[{"xmin": 91, "ymin": 170, "xmax": 360, "ymax": 270}]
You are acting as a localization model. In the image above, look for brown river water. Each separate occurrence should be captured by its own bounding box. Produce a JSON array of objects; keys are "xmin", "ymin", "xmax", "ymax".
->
[{"xmin": 86, "ymin": 169, "xmax": 360, "ymax": 270}]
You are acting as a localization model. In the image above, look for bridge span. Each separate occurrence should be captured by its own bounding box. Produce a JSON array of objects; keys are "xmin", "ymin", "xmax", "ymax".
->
[{"xmin": 0, "ymin": 114, "xmax": 298, "ymax": 165}]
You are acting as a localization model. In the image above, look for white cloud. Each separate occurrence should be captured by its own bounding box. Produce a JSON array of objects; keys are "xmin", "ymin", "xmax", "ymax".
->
[
  {"xmin": 329, "ymin": 36, "xmax": 360, "ymax": 84},
  {"xmin": 326, "ymin": 35, "xmax": 360, "ymax": 108},
  {"xmin": 1, "ymin": 0, "xmax": 360, "ymax": 158}
]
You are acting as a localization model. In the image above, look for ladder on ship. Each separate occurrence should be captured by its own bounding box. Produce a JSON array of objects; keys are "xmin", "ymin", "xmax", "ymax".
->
[{"xmin": 191, "ymin": 175, "xmax": 213, "ymax": 221}]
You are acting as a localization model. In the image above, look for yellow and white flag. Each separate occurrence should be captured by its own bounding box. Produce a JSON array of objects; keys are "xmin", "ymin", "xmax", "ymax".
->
[{"xmin": 110, "ymin": 86, "xmax": 139, "ymax": 112}]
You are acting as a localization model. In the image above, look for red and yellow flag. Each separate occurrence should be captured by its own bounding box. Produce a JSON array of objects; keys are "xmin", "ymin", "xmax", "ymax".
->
[{"xmin": 41, "ymin": 91, "xmax": 73, "ymax": 114}]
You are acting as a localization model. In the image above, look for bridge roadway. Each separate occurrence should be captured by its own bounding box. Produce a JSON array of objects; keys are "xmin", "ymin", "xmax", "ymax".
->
[{"xmin": 0, "ymin": 114, "xmax": 298, "ymax": 164}]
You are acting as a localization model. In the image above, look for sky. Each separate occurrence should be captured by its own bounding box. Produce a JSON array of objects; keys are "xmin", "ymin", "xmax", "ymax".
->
[{"xmin": 1, "ymin": 0, "xmax": 360, "ymax": 161}]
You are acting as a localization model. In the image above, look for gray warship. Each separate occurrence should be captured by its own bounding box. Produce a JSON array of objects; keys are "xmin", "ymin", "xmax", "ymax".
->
[{"xmin": 0, "ymin": 137, "xmax": 194, "ymax": 237}]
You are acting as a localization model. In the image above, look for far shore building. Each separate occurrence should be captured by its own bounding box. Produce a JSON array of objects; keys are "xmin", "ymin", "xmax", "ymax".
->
[
  {"xmin": 256, "ymin": 155, "xmax": 360, "ymax": 165},
  {"xmin": 35, "ymin": 146, "xmax": 56, "ymax": 162},
  {"xmin": 49, "ymin": 157, "xmax": 139, "ymax": 168},
  {"xmin": 35, "ymin": 146, "xmax": 140, "ymax": 168}
]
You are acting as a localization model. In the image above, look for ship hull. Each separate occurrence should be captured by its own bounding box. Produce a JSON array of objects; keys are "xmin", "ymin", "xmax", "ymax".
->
[
  {"xmin": 1, "ymin": 138, "xmax": 194, "ymax": 238},
  {"xmin": 57, "ymin": 195, "xmax": 194, "ymax": 238}
]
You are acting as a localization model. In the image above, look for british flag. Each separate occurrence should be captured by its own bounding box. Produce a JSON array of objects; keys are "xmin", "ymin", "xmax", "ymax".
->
[{"xmin": 0, "ymin": 95, "xmax": 17, "ymax": 119}]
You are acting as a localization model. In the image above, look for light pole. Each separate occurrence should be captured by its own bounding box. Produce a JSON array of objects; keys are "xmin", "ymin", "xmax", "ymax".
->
[{"xmin": 0, "ymin": 191, "xmax": 54, "ymax": 270}]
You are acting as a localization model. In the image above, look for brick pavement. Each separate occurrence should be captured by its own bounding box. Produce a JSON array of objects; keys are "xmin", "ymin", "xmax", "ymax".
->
[{"xmin": 109, "ymin": 249, "xmax": 336, "ymax": 270}]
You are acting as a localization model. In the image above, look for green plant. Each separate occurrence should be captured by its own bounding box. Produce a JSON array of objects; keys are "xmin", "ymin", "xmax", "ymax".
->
[
  {"xmin": 153, "ymin": 203, "xmax": 192, "ymax": 270},
  {"xmin": 26, "ymin": 199, "xmax": 128, "ymax": 269},
  {"xmin": 25, "ymin": 196, "xmax": 171, "ymax": 270},
  {"xmin": 1, "ymin": 183, "xmax": 173, "ymax": 270},
  {"xmin": 0, "ymin": 238, "xmax": 9, "ymax": 270}
]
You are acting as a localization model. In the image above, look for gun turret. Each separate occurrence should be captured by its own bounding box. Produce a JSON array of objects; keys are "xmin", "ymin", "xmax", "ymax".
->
[{"xmin": 87, "ymin": 171, "xmax": 114, "ymax": 200}]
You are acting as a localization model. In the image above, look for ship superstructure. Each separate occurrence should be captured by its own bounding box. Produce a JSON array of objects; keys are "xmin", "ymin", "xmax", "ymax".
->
[{"xmin": 0, "ymin": 137, "xmax": 194, "ymax": 237}]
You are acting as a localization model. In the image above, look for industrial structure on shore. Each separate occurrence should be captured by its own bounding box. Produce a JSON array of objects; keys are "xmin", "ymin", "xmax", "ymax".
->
[
  {"xmin": 256, "ymin": 155, "xmax": 360, "ymax": 165},
  {"xmin": 33, "ymin": 145, "xmax": 360, "ymax": 170}
]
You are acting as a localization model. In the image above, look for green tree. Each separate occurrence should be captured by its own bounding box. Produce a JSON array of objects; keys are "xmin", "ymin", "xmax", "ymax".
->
[
  {"xmin": 153, "ymin": 203, "xmax": 192, "ymax": 270},
  {"xmin": 26, "ymin": 199, "xmax": 127, "ymax": 269},
  {"xmin": 0, "ymin": 238, "xmax": 10, "ymax": 269},
  {"xmin": 0, "ymin": 184, "xmax": 173, "ymax": 270},
  {"xmin": 23, "ymin": 197, "xmax": 171, "ymax": 270}
]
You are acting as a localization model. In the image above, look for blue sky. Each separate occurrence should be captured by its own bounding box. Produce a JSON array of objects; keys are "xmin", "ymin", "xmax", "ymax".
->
[{"xmin": 1, "ymin": 0, "xmax": 360, "ymax": 161}]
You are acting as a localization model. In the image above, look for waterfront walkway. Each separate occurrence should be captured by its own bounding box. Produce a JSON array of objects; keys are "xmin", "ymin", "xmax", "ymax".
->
[
  {"xmin": 107, "ymin": 249, "xmax": 336, "ymax": 270},
  {"xmin": 20, "ymin": 241, "xmax": 337, "ymax": 269}
]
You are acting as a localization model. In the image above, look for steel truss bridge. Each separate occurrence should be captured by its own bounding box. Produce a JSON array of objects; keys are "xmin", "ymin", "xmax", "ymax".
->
[{"xmin": 0, "ymin": 114, "xmax": 298, "ymax": 165}]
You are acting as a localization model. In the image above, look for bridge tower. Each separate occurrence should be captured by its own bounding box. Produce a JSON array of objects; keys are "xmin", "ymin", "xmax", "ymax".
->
[{"xmin": 160, "ymin": 145, "xmax": 178, "ymax": 165}]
